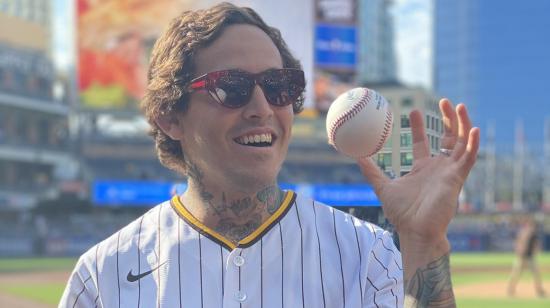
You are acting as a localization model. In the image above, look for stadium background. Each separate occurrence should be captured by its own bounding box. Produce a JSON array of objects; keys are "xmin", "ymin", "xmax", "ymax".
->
[{"xmin": 0, "ymin": 0, "xmax": 549, "ymax": 307}]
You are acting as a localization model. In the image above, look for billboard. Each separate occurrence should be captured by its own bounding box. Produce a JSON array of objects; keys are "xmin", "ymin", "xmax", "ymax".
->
[
  {"xmin": 93, "ymin": 181, "xmax": 380, "ymax": 207},
  {"xmin": 77, "ymin": 0, "xmax": 188, "ymax": 110},
  {"xmin": 78, "ymin": 0, "xmax": 316, "ymax": 110},
  {"xmin": 92, "ymin": 180, "xmax": 176, "ymax": 206},
  {"xmin": 315, "ymin": 24, "xmax": 357, "ymax": 70},
  {"xmin": 315, "ymin": 0, "xmax": 356, "ymax": 24}
]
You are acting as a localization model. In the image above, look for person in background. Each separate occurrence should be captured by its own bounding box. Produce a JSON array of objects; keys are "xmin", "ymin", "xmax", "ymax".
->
[{"xmin": 508, "ymin": 216, "xmax": 546, "ymax": 297}]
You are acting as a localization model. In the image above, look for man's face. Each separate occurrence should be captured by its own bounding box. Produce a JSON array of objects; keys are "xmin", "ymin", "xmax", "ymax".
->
[{"xmin": 175, "ymin": 24, "xmax": 294, "ymax": 189}]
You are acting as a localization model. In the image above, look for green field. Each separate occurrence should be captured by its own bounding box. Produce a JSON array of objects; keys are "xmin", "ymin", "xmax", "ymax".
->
[
  {"xmin": 0, "ymin": 257, "xmax": 76, "ymax": 305},
  {"xmin": 0, "ymin": 254, "xmax": 549, "ymax": 307},
  {"xmin": 0, "ymin": 257, "xmax": 76, "ymax": 273},
  {"xmin": 451, "ymin": 253, "xmax": 550, "ymax": 307}
]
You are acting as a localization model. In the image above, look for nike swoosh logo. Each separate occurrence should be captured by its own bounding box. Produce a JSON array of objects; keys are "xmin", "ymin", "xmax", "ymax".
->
[{"xmin": 127, "ymin": 261, "xmax": 167, "ymax": 282}]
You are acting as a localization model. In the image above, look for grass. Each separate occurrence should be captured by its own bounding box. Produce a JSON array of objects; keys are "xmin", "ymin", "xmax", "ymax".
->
[
  {"xmin": 450, "ymin": 252, "xmax": 550, "ymax": 285},
  {"xmin": 457, "ymin": 298, "xmax": 550, "ymax": 308},
  {"xmin": 0, "ymin": 258, "xmax": 77, "ymax": 305},
  {"xmin": 451, "ymin": 252, "xmax": 550, "ymax": 268},
  {"xmin": 0, "ymin": 257, "xmax": 77, "ymax": 273},
  {"xmin": 0, "ymin": 283, "xmax": 66, "ymax": 305}
]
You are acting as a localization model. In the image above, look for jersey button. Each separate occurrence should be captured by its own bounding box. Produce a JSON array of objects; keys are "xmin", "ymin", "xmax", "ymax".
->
[
  {"xmin": 233, "ymin": 255, "xmax": 245, "ymax": 267},
  {"xmin": 234, "ymin": 291, "xmax": 247, "ymax": 302}
]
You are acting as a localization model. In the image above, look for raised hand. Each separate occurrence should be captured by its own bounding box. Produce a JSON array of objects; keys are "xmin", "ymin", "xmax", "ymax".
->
[
  {"xmin": 357, "ymin": 98, "xmax": 480, "ymax": 307},
  {"xmin": 357, "ymin": 98, "xmax": 479, "ymax": 245}
]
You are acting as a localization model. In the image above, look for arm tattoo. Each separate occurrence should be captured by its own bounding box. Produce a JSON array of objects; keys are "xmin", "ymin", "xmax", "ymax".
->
[
  {"xmin": 257, "ymin": 186, "xmax": 283, "ymax": 214},
  {"xmin": 404, "ymin": 253, "xmax": 456, "ymax": 308}
]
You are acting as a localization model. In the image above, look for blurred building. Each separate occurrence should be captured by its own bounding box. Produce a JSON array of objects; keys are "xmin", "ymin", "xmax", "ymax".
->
[
  {"xmin": 314, "ymin": 0, "xmax": 398, "ymax": 113},
  {"xmin": 368, "ymin": 82, "xmax": 442, "ymax": 176},
  {"xmin": 0, "ymin": 0, "xmax": 71, "ymax": 210},
  {"xmin": 544, "ymin": 118, "xmax": 550, "ymax": 211},
  {"xmin": 76, "ymin": 112, "xmax": 177, "ymax": 183},
  {"xmin": 434, "ymin": 0, "xmax": 550, "ymax": 151},
  {"xmin": 357, "ymin": 0, "xmax": 397, "ymax": 84}
]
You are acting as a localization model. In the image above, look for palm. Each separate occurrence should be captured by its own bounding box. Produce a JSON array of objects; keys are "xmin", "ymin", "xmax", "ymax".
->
[
  {"xmin": 358, "ymin": 100, "xmax": 479, "ymax": 243},
  {"xmin": 379, "ymin": 156, "xmax": 464, "ymax": 240}
]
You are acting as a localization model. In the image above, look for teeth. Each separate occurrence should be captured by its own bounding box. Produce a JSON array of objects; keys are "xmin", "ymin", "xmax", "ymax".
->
[{"xmin": 237, "ymin": 133, "xmax": 273, "ymax": 145}]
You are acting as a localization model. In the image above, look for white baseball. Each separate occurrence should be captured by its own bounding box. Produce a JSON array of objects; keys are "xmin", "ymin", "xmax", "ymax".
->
[{"xmin": 326, "ymin": 87, "xmax": 393, "ymax": 158}]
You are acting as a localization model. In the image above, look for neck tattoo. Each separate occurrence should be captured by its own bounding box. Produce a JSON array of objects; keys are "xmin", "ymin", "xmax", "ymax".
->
[{"xmin": 184, "ymin": 160, "xmax": 285, "ymax": 244}]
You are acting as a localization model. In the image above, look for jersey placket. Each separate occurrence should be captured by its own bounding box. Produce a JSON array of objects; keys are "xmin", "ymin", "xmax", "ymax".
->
[{"xmin": 224, "ymin": 247, "xmax": 247, "ymax": 308}]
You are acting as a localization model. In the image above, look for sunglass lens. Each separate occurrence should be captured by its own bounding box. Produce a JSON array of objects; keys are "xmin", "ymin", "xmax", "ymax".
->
[
  {"xmin": 262, "ymin": 70, "xmax": 304, "ymax": 106},
  {"xmin": 212, "ymin": 74, "xmax": 253, "ymax": 108}
]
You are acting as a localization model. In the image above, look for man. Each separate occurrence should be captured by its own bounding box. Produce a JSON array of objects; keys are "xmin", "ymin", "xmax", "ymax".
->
[
  {"xmin": 508, "ymin": 216, "xmax": 546, "ymax": 297},
  {"xmin": 60, "ymin": 3, "xmax": 479, "ymax": 307}
]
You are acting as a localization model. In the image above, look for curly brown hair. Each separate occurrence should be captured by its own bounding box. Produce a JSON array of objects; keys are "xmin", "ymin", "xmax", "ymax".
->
[{"xmin": 141, "ymin": 2, "xmax": 305, "ymax": 176}]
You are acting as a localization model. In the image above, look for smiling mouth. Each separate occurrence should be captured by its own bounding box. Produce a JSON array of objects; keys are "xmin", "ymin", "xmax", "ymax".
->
[{"xmin": 235, "ymin": 133, "xmax": 274, "ymax": 147}]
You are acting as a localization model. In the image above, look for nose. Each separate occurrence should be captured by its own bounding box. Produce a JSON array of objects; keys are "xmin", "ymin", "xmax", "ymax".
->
[{"xmin": 242, "ymin": 84, "xmax": 274, "ymax": 121}]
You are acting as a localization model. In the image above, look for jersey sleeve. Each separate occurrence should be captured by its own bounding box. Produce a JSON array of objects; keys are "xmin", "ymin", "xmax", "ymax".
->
[
  {"xmin": 58, "ymin": 254, "xmax": 100, "ymax": 308},
  {"xmin": 363, "ymin": 227, "xmax": 404, "ymax": 308}
]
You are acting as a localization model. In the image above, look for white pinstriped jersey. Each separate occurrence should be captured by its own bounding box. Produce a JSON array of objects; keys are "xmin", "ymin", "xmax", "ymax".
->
[{"xmin": 60, "ymin": 191, "xmax": 403, "ymax": 308}]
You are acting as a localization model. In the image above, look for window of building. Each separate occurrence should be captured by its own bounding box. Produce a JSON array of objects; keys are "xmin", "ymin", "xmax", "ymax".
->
[
  {"xmin": 383, "ymin": 132, "xmax": 392, "ymax": 147},
  {"xmin": 38, "ymin": 117, "xmax": 50, "ymax": 146},
  {"xmin": 401, "ymin": 115, "xmax": 410, "ymax": 128},
  {"xmin": 401, "ymin": 132, "xmax": 412, "ymax": 147},
  {"xmin": 402, "ymin": 97, "xmax": 413, "ymax": 107},
  {"xmin": 426, "ymin": 115, "xmax": 431, "ymax": 129},
  {"xmin": 401, "ymin": 152, "xmax": 413, "ymax": 166},
  {"xmin": 377, "ymin": 153, "xmax": 392, "ymax": 168}
]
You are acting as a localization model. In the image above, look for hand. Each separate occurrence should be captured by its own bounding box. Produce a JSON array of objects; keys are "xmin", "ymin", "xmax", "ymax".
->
[{"xmin": 357, "ymin": 99, "xmax": 479, "ymax": 247}]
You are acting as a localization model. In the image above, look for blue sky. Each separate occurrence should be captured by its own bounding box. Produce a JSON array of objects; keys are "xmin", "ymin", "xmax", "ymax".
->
[
  {"xmin": 392, "ymin": 0, "xmax": 431, "ymax": 88},
  {"xmin": 51, "ymin": 0, "xmax": 431, "ymax": 88},
  {"xmin": 52, "ymin": 0, "xmax": 74, "ymax": 72}
]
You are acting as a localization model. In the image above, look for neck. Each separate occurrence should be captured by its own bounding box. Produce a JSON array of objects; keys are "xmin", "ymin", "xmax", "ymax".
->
[{"xmin": 180, "ymin": 164, "xmax": 285, "ymax": 244}]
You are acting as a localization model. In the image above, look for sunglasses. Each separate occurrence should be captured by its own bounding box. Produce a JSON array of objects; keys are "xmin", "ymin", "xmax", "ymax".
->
[{"xmin": 187, "ymin": 68, "xmax": 305, "ymax": 108}]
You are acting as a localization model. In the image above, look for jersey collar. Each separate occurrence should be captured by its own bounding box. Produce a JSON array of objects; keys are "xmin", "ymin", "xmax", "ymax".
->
[{"xmin": 170, "ymin": 190, "xmax": 296, "ymax": 250}]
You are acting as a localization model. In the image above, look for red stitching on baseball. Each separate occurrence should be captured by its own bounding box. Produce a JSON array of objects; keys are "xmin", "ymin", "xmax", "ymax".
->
[
  {"xmin": 328, "ymin": 88, "xmax": 371, "ymax": 148},
  {"xmin": 367, "ymin": 110, "xmax": 393, "ymax": 157}
]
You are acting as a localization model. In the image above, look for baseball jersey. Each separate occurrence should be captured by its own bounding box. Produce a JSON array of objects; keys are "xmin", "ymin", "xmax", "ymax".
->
[{"xmin": 59, "ymin": 190, "xmax": 403, "ymax": 308}]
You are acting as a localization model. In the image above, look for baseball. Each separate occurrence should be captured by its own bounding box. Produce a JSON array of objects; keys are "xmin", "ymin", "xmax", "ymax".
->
[{"xmin": 326, "ymin": 87, "xmax": 393, "ymax": 158}]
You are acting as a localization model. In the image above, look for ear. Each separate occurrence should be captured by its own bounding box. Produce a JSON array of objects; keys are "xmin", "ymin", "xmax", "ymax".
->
[{"xmin": 155, "ymin": 113, "xmax": 185, "ymax": 140}]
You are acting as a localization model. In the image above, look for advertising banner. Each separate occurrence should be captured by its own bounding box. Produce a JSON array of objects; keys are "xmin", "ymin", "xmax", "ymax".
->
[
  {"xmin": 77, "ymin": 0, "xmax": 186, "ymax": 110},
  {"xmin": 92, "ymin": 180, "xmax": 176, "ymax": 206},
  {"xmin": 315, "ymin": 0, "xmax": 356, "ymax": 24},
  {"xmin": 315, "ymin": 24, "xmax": 357, "ymax": 70},
  {"xmin": 93, "ymin": 181, "xmax": 380, "ymax": 207}
]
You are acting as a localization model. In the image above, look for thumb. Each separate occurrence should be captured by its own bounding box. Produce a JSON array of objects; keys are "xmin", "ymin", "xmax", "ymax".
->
[{"xmin": 356, "ymin": 157, "xmax": 390, "ymax": 193}]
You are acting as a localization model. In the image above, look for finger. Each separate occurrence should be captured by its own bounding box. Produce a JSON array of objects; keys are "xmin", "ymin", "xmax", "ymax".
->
[
  {"xmin": 409, "ymin": 110, "xmax": 430, "ymax": 160},
  {"xmin": 451, "ymin": 104, "xmax": 473, "ymax": 159},
  {"xmin": 439, "ymin": 98, "xmax": 458, "ymax": 150},
  {"xmin": 457, "ymin": 127, "xmax": 480, "ymax": 177},
  {"xmin": 356, "ymin": 157, "xmax": 390, "ymax": 194}
]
